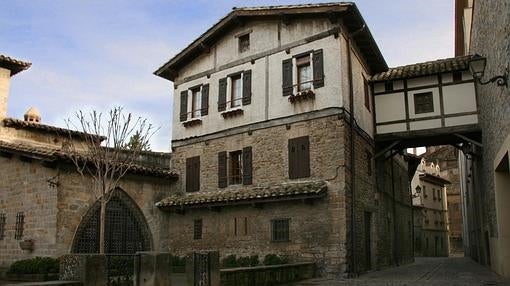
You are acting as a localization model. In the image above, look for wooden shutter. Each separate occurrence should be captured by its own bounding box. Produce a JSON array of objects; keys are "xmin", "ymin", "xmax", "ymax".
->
[
  {"xmin": 298, "ymin": 136, "xmax": 310, "ymax": 178},
  {"xmin": 186, "ymin": 156, "xmax": 200, "ymax": 192},
  {"xmin": 242, "ymin": 146, "xmax": 252, "ymax": 185},
  {"xmin": 201, "ymin": 84, "xmax": 209, "ymax": 116},
  {"xmin": 282, "ymin": 59, "xmax": 293, "ymax": 96},
  {"xmin": 218, "ymin": 78, "xmax": 227, "ymax": 112},
  {"xmin": 313, "ymin": 49, "xmax": 324, "ymax": 88},
  {"xmin": 288, "ymin": 138, "xmax": 298, "ymax": 179},
  {"xmin": 288, "ymin": 136, "xmax": 310, "ymax": 179},
  {"xmin": 218, "ymin": 151, "xmax": 227, "ymax": 188},
  {"xmin": 242, "ymin": 70, "xmax": 252, "ymax": 105},
  {"xmin": 180, "ymin": 90, "xmax": 188, "ymax": 122}
]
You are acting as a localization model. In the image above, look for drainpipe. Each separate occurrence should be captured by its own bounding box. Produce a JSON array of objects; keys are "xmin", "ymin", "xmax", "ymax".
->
[
  {"xmin": 390, "ymin": 156, "xmax": 399, "ymax": 266},
  {"xmin": 346, "ymin": 23, "xmax": 366, "ymax": 277}
]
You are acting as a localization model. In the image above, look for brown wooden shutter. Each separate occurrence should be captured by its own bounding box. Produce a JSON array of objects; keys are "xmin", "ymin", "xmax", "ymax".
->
[
  {"xmin": 242, "ymin": 146, "xmax": 252, "ymax": 185},
  {"xmin": 186, "ymin": 156, "xmax": 200, "ymax": 192},
  {"xmin": 218, "ymin": 151, "xmax": 227, "ymax": 188},
  {"xmin": 218, "ymin": 78, "xmax": 227, "ymax": 112},
  {"xmin": 180, "ymin": 90, "xmax": 188, "ymax": 122},
  {"xmin": 299, "ymin": 136, "xmax": 310, "ymax": 178},
  {"xmin": 282, "ymin": 58, "xmax": 293, "ymax": 96},
  {"xmin": 242, "ymin": 70, "xmax": 252, "ymax": 105},
  {"xmin": 313, "ymin": 49, "xmax": 324, "ymax": 88},
  {"xmin": 201, "ymin": 84, "xmax": 209, "ymax": 116},
  {"xmin": 288, "ymin": 138, "xmax": 298, "ymax": 179}
]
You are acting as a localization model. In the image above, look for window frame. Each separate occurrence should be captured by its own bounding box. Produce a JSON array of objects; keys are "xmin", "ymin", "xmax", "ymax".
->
[
  {"xmin": 271, "ymin": 218, "xmax": 290, "ymax": 242},
  {"xmin": 296, "ymin": 54, "xmax": 312, "ymax": 92},
  {"xmin": 414, "ymin": 91, "xmax": 434, "ymax": 114},
  {"xmin": 238, "ymin": 33, "xmax": 250, "ymax": 53},
  {"xmin": 363, "ymin": 76, "xmax": 371, "ymax": 111},
  {"xmin": 15, "ymin": 212, "xmax": 24, "ymax": 240},
  {"xmin": 229, "ymin": 150, "xmax": 243, "ymax": 185},
  {"xmin": 193, "ymin": 219, "xmax": 203, "ymax": 240},
  {"xmin": 229, "ymin": 73, "xmax": 243, "ymax": 109},
  {"xmin": 190, "ymin": 87, "xmax": 202, "ymax": 119}
]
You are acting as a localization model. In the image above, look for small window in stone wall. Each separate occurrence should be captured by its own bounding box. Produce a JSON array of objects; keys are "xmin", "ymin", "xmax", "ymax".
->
[
  {"xmin": 238, "ymin": 33, "xmax": 250, "ymax": 53},
  {"xmin": 234, "ymin": 217, "xmax": 249, "ymax": 236},
  {"xmin": 271, "ymin": 218, "xmax": 290, "ymax": 242},
  {"xmin": 414, "ymin": 92, "xmax": 434, "ymax": 114},
  {"xmin": 0, "ymin": 213, "xmax": 5, "ymax": 240},
  {"xmin": 15, "ymin": 212, "xmax": 24, "ymax": 240},
  {"xmin": 193, "ymin": 219, "xmax": 202, "ymax": 240}
]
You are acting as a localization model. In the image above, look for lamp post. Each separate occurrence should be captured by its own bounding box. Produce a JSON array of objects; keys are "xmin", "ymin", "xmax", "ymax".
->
[{"xmin": 468, "ymin": 54, "xmax": 508, "ymax": 87}]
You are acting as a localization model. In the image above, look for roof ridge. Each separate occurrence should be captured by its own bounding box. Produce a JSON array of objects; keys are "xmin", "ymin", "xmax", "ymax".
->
[
  {"xmin": 386, "ymin": 55, "xmax": 474, "ymax": 70},
  {"xmin": 232, "ymin": 2, "xmax": 352, "ymax": 10}
]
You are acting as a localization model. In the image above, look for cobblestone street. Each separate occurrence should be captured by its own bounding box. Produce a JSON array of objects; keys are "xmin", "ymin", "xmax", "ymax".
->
[{"xmin": 293, "ymin": 257, "xmax": 510, "ymax": 286}]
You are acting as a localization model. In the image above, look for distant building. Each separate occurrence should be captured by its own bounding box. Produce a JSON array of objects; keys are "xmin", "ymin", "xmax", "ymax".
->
[{"xmin": 411, "ymin": 158, "xmax": 450, "ymax": 257}]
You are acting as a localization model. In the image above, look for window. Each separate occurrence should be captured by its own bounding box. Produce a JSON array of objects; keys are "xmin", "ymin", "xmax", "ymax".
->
[
  {"xmin": 414, "ymin": 92, "xmax": 434, "ymax": 114},
  {"xmin": 186, "ymin": 156, "xmax": 200, "ymax": 192},
  {"xmin": 288, "ymin": 136, "xmax": 310, "ymax": 179},
  {"xmin": 423, "ymin": 186, "xmax": 427, "ymax": 197},
  {"xmin": 231, "ymin": 74, "xmax": 243, "ymax": 108},
  {"xmin": 384, "ymin": 81, "xmax": 393, "ymax": 91},
  {"xmin": 179, "ymin": 84, "xmax": 209, "ymax": 122},
  {"xmin": 191, "ymin": 88, "xmax": 201, "ymax": 118},
  {"xmin": 364, "ymin": 77, "xmax": 370, "ymax": 111},
  {"xmin": 282, "ymin": 49, "xmax": 324, "ymax": 96},
  {"xmin": 218, "ymin": 147, "xmax": 252, "ymax": 188},
  {"xmin": 15, "ymin": 212, "xmax": 24, "ymax": 240},
  {"xmin": 271, "ymin": 219, "xmax": 290, "ymax": 242},
  {"xmin": 238, "ymin": 33, "xmax": 250, "ymax": 53},
  {"xmin": 229, "ymin": 150, "xmax": 243, "ymax": 185},
  {"xmin": 452, "ymin": 71, "xmax": 462, "ymax": 82},
  {"xmin": 234, "ymin": 217, "xmax": 248, "ymax": 236},
  {"xmin": 218, "ymin": 71, "xmax": 251, "ymax": 112},
  {"xmin": 0, "ymin": 213, "xmax": 5, "ymax": 240},
  {"xmin": 366, "ymin": 150, "xmax": 372, "ymax": 176},
  {"xmin": 296, "ymin": 55, "xmax": 312, "ymax": 92},
  {"xmin": 193, "ymin": 219, "xmax": 202, "ymax": 240}
]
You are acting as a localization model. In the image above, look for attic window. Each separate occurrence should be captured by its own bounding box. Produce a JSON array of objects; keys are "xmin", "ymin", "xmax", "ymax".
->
[{"xmin": 239, "ymin": 34, "xmax": 250, "ymax": 53}]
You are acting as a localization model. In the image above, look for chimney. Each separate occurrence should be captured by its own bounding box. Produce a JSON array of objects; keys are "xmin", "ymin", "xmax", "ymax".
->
[{"xmin": 0, "ymin": 55, "xmax": 31, "ymax": 120}]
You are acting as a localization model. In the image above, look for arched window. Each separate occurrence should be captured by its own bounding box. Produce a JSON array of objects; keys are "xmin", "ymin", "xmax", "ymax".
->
[{"xmin": 72, "ymin": 189, "xmax": 152, "ymax": 254}]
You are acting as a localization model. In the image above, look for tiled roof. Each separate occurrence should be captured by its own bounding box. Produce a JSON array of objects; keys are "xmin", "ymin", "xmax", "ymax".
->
[
  {"xmin": 156, "ymin": 181, "xmax": 328, "ymax": 209},
  {"xmin": 155, "ymin": 2, "xmax": 387, "ymax": 80},
  {"xmin": 0, "ymin": 140, "xmax": 178, "ymax": 179},
  {"xmin": 371, "ymin": 55, "xmax": 474, "ymax": 82},
  {"xmin": 3, "ymin": 118, "xmax": 106, "ymax": 141},
  {"xmin": 0, "ymin": 54, "xmax": 31, "ymax": 76}
]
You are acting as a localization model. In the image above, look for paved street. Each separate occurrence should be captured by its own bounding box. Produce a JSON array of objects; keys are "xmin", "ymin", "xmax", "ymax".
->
[{"xmin": 293, "ymin": 257, "xmax": 510, "ymax": 286}]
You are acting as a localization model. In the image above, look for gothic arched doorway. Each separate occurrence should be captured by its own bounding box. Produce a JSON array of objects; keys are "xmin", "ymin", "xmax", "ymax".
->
[{"xmin": 72, "ymin": 189, "xmax": 152, "ymax": 254}]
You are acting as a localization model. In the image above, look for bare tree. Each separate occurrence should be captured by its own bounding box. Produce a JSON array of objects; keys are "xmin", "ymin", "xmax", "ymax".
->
[{"xmin": 64, "ymin": 107, "xmax": 157, "ymax": 254}]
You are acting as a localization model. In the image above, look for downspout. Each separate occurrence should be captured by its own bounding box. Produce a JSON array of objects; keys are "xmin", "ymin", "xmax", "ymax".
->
[
  {"xmin": 346, "ymin": 23, "xmax": 366, "ymax": 277},
  {"xmin": 390, "ymin": 156, "xmax": 399, "ymax": 266}
]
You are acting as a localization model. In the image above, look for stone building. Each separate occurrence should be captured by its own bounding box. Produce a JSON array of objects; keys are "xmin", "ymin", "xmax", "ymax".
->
[
  {"xmin": 411, "ymin": 158, "xmax": 450, "ymax": 257},
  {"xmin": 154, "ymin": 3, "xmax": 416, "ymax": 276},
  {"xmin": 456, "ymin": 0, "xmax": 510, "ymax": 277},
  {"xmin": 0, "ymin": 54, "xmax": 178, "ymax": 268},
  {"xmin": 423, "ymin": 146, "xmax": 463, "ymax": 254}
]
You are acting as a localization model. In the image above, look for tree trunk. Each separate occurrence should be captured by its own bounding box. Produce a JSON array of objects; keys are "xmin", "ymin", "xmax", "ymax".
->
[{"xmin": 99, "ymin": 198, "xmax": 106, "ymax": 254}]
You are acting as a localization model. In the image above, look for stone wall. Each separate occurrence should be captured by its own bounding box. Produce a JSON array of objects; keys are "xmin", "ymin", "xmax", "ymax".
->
[
  {"xmin": 165, "ymin": 115, "xmax": 348, "ymax": 276},
  {"xmin": 467, "ymin": 0, "xmax": 510, "ymax": 273}
]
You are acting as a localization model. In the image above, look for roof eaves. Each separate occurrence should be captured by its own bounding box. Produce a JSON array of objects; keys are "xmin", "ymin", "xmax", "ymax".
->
[{"xmin": 0, "ymin": 55, "xmax": 32, "ymax": 76}]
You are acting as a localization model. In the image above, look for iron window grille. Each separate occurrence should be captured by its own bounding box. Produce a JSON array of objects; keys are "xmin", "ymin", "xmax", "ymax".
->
[
  {"xmin": 271, "ymin": 218, "xmax": 290, "ymax": 242},
  {"xmin": 15, "ymin": 212, "xmax": 24, "ymax": 240},
  {"xmin": 0, "ymin": 213, "xmax": 5, "ymax": 240},
  {"xmin": 194, "ymin": 219, "xmax": 203, "ymax": 240}
]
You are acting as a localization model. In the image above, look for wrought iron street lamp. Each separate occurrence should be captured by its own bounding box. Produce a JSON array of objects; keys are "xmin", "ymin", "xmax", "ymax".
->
[{"xmin": 468, "ymin": 54, "xmax": 508, "ymax": 87}]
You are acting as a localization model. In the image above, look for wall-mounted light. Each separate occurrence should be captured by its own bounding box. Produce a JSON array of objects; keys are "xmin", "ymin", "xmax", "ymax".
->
[{"xmin": 468, "ymin": 54, "xmax": 508, "ymax": 87}]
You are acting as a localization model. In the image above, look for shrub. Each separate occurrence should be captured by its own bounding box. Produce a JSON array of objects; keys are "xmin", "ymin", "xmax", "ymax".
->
[
  {"xmin": 249, "ymin": 255, "xmax": 260, "ymax": 267},
  {"xmin": 8, "ymin": 257, "xmax": 59, "ymax": 275},
  {"xmin": 171, "ymin": 255, "xmax": 186, "ymax": 267},
  {"xmin": 263, "ymin": 254, "xmax": 289, "ymax": 266},
  {"xmin": 221, "ymin": 255, "xmax": 238, "ymax": 268}
]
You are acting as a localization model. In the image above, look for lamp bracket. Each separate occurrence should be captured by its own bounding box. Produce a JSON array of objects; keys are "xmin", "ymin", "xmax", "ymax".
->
[{"xmin": 477, "ymin": 67, "xmax": 508, "ymax": 87}]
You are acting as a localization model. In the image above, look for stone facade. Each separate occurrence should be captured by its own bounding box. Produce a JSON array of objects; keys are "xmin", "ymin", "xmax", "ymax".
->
[
  {"xmin": 466, "ymin": 0, "xmax": 510, "ymax": 277},
  {"xmin": 0, "ymin": 67, "xmax": 10, "ymax": 119}
]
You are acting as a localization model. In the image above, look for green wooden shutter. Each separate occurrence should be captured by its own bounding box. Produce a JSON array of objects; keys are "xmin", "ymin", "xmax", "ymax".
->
[
  {"xmin": 218, "ymin": 78, "xmax": 227, "ymax": 112},
  {"xmin": 218, "ymin": 151, "xmax": 227, "ymax": 188},
  {"xmin": 282, "ymin": 59, "xmax": 293, "ymax": 96},
  {"xmin": 201, "ymin": 84, "xmax": 209, "ymax": 116},
  {"xmin": 313, "ymin": 49, "xmax": 324, "ymax": 88},
  {"xmin": 180, "ymin": 90, "xmax": 188, "ymax": 122},
  {"xmin": 242, "ymin": 70, "xmax": 252, "ymax": 105},
  {"xmin": 242, "ymin": 146, "xmax": 252, "ymax": 185}
]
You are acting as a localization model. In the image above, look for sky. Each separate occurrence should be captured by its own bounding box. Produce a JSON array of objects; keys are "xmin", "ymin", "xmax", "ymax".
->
[{"xmin": 0, "ymin": 0, "xmax": 454, "ymax": 151}]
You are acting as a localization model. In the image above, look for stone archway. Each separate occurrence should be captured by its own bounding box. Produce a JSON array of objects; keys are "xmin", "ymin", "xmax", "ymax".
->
[{"xmin": 72, "ymin": 188, "xmax": 152, "ymax": 254}]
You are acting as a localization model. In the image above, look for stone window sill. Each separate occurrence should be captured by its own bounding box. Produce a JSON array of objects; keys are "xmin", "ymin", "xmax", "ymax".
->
[
  {"xmin": 288, "ymin": 90, "xmax": 315, "ymax": 103},
  {"xmin": 221, "ymin": 108, "xmax": 244, "ymax": 119},
  {"xmin": 182, "ymin": 118, "xmax": 202, "ymax": 128}
]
